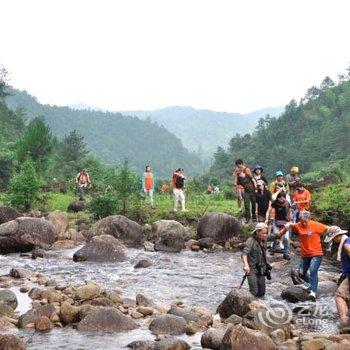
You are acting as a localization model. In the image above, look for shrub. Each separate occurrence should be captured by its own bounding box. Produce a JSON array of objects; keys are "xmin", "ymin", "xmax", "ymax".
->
[
  {"xmin": 6, "ymin": 158, "xmax": 44, "ymax": 210},
  {"xmin": 90, "ymin": 193, "xmax": 120, "ymax": 219}
]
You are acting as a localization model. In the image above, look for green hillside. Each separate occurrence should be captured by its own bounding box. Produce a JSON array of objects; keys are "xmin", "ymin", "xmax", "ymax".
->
[
  {"xmin": 5, "ymin": 89, "xmax": 203, "ymax": 177},
  {"xmin": 206, "ymin": 74, "xmax": 350, "ymax": 182}
]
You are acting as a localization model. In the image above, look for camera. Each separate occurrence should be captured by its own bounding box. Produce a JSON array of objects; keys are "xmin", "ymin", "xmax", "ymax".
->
[{"xmin": 265, "ymin": 264, "xmax": 272, "ymax": 280}]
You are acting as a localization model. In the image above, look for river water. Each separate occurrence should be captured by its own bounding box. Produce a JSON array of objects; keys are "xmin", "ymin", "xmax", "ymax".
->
[{"xmin": 0, "ymin": 247, "xmax": 340, "ymax": 349}]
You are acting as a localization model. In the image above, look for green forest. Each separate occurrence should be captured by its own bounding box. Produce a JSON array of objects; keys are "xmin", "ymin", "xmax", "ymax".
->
[
  {"xmin": 5, "ymin": 89, "xmax": 203, "ymax": 178},
  {"xmin": 207, "ymin": 73, "xmax": 350, "ymax": 181}
]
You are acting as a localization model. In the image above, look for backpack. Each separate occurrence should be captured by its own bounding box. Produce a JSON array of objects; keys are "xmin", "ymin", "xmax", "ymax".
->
[{"xmin": 175, "ymin": 175, "xmax": 185, "ymax": 189}]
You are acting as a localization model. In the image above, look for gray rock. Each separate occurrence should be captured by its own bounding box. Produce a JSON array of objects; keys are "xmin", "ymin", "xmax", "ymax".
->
[
  {"xmin": 149, "ymin": 314, "xmax": 186, "ymax": 335},
  {"xmin": 168, "ymin": 306, "xmax": 199, "ymax": 322},
  {"xmin": 10, "ymin": 267, "xmax": 32, "ymax": 279},
  {"xmin": 0, "ymin": 289, "xmax": 18, "ymax": 310},
  {"xmin": 0, "ymin": 207, "xmax": 20, "ymax": 225},
  {"xmin": 73, "ymin": 235, "xmax": 126, "ymax": 262},
  {"xmin": 153, "ymin": 338, "xmax": 190, "ymax": 350},
  {"xmin": 67, "ymin": 200, "xmax": 88, "ymax": 212},
  {"xmin": 19, "ymin": 304, "xmax": 56, "ymax": 328},
  {"xmin": 201, "ymin": 328, "xmax": 226, "ymax": 350},
  {"xmin": 134, "ymin": 259, "xmax": 153, "ymax": 269},
  {"xmin": 0, "ymin": 334, "xmax": 25, "ymax": 350}
]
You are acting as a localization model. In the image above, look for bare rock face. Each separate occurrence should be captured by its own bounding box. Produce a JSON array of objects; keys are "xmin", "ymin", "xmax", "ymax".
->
[
  {"xmin": 77, "ymin": 307, "xmax": 138, "ymax": 332},
  {"xmin": 47, "ymin": 210, "xmax": 69, "ymax": 238},
  {"xmin": 221, "ymin": 324, "xmax": 276, "ymax": 350},
  {"xmin": 0, "ymin": 217, "xmax": 56, "ymax": 254},
  {"xmin": 87, "ymin": 215, "xmax": 143, "ymax": 247},
  {"xmin": 149, "ymin": 314, "xmax": 186, "ymax": 335},
  {"xmin": 0, "ymin": 207, "xmax": 20, "ymax": 225},
  {"xmin": 197, "ymin": 213, "xmax": 240, "ymax": 244},
  {"xmin": 73, "ymin": 235, "xmax": 126, "ymax": 262}
]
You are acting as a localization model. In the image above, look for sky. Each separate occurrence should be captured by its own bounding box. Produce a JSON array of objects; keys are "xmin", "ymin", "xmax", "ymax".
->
[{"xmin": 1, "ymin": 0, "xmax": 350, "ymax": 113}]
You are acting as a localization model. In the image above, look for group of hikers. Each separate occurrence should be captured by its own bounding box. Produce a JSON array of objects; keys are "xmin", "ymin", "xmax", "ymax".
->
[
  {"xmin": 235, "ymin": 159, "xmax": 350, "ymax": 329},
  {"xmin": 75, "ymin": 166, "xmax": 189, "ymax": 212}
]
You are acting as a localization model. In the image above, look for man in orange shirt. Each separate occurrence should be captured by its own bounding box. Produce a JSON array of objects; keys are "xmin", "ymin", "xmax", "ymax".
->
[
  {"xmin": 293, "ymin": 183, "xmax": 312, "ymax": 221},
  {"xmin": 282, "ymin": 211, "xmax": 329, "ymax": 301},
  {"xmin": 142, "ymin": 165, "xmax": 155, "ymax": 208}
]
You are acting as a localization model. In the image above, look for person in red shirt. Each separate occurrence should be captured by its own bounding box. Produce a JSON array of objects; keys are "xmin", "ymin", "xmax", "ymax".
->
[
  {"xmin": 172, "ymin": 168, "xmax": 188, "ymax": 212},
  {"xmin": 293, "ymin": 183, "xmax": 312, "ymax": 221},
  {"xmin": 282, "ymin": 211, "xmax": 329, "ymax": 301},
  {"xmin": 142, "ymin": 165, "xmax": 155, "ymax": 209}
]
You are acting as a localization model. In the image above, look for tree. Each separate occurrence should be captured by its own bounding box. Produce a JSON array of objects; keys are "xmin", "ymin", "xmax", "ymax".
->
[
  {"xmin": 6, "ymin": 158, "xmax": 44, "ymax": 210},
  {"xmin": 0, "ymin": 66, "xmax": 10, "ymax": 99},
  {"xmin": 114, "ymin": 159, "xmax": 141, "ymax": 215},
  {"xmin": 16, "ymin": 117, "xmax": 56, "ymax": 173},
  {"xmin": 59, "ymin": 130, "xmax": 88, "ymax": 163},
  {"xmin": 320, "ymin": 76, "xmax": 335, "ymax": 90}
]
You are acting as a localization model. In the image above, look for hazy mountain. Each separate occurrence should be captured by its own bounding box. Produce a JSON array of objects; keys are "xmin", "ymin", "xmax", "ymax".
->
[
  {"xmin": 119, "ymin": 106, "xmax": 284, "ymax": 158},
  {"xmin": 5, "ymin": 89, "xmax": 203, "ymax": 177}
]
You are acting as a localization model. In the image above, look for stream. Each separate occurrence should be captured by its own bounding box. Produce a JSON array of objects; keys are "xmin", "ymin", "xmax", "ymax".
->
[{"xmin": 0, "ymin": 247, "xmax": 340, "ymax": 349}]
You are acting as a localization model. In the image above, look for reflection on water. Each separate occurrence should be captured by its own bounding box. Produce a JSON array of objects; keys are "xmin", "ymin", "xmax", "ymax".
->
[{"xmin": 0, "ymin": 247, "xmax": 340, "ymax": 349}]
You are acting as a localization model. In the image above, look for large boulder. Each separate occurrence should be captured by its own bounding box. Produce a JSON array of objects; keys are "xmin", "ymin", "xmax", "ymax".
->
[
  {"xmin": 0, "ymin": 207, "xmax": 20, "ymax": 225},
  {"xmin": 77, "ymin": 307, "xmax": 138, "ymax": 332},
  {"xmin": 73, "ymin": 235, "xmax": 126, "ymax": 262},
  {"xmin": 0, "ymin": 217, "xmax": 56, "ymax": 254},
  {"xmin": 197, "ymin": 213, "xmax": 240, "ymax": 244},
  {"xmin": 0, "ymin": 334, "xmax": 26, "ymax": 350},
  {"xmin": 221, "ymin": 324, "xmax": 276, "ymax": 350},
  {"xmin": 47, "ymin": 210, "xmax": 69, "ymax": 237},
  {"xmin": 60, "ymin": 301, "xmax": 79, "ymax": 324},
  {"xmin": 281, "ymin": 286, "xmax": 310, "ymax": 303},
  {"xmin": 201, "ymin": 328, "xmax": 226, "ymax": 350},
  {"xmin": 87, "ymin": 215, "xmax": 142, "ymax": 247},
  {"xmin": 151, "ymin": 220, "xmax": 186, "ymax": 253},
  {"xmin": 149, "ymin": 314, "xmax": 186, "ymax": 335},
  {"xmin": 168, "ymin": 306, "xmax": 199, "ymax": 322},
  {"xmin": 0, "ymin": 289, "xmax": 18, "ymax": 310},
  {"xmin": 217, "ymin": 288, "xmax": 256, "ymax": 319},
  {"xmin": 67, "ymin": 200, "xmax": 88, "ymax": 212},
  {"xmin": 19, "ymin": 304, "xmax": 56, "ymax": 328}
]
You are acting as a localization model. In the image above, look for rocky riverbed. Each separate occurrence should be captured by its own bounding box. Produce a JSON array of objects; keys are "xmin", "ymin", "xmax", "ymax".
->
[{"xmin": 0, "ymin": 209, "xmax": 348, "ymax": 349}]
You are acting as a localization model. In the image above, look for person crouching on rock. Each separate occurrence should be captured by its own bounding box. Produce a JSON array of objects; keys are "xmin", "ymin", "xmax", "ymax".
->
[
  {"xmin": 241, "ymin": 222, "xmax": 289, "ymax": 297},
  {"xmin": 324, "ymin": 226, "xmax": 350, "ymax": 328},
  {"xmin": 287, "ymin": 211, "xmax": 330, "ymax": 301}
]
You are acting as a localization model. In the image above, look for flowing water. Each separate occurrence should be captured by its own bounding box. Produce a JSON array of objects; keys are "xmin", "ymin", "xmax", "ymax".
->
[{"xmin": 0, "ymin": 247, "xmax": 340, "ymax": 349}]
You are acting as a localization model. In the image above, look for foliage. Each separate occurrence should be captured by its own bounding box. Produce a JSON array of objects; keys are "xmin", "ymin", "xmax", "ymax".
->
[
  {"xmin": 16, "ymin": 117, "xmax": 56, "ymax": 174},
  {"xmin": 0, "ymin": 150, "xmax": 16, "ymax": 190},
  {"xmin": 6, "ymin": 158, "xmax": 44, "ymax": 210},
  {"xmin": 90, "ymin": 192, "xmax": 120, "ymax": 219}
]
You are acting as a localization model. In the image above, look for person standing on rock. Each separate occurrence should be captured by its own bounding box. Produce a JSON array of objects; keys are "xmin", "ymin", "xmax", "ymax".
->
[
  {"xmin": 142, "ymin": 165, "xmax": 155, "ymax": 209},
  {"xmin": 242, "ymin": 222, "xmax": 289, "ymax": 297},
  {"xmin": 285, "ymin": 211, "xmax": 330, "ymax": 301},
  {"xmin": 172, "ymin": 168, "xmax": 188, "ymax": 212},
  {"xmin": 324, "ymin": 226, "xmax": 350, "ymax": 328}
]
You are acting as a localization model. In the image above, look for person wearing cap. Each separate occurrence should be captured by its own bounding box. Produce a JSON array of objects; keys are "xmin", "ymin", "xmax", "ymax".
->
[
  {"xmin": 255, "ymin": 180, "xmax": 272, "ymax": 223},
  {"xmin": 253, "ymin": 165, "xmax": 268, "ymax": 187},
  {"xmin": 286, "ymin": 166, "xmax": 301, "ymax": 196},
  {"xmin": 293, "ymin": 183, "xmax": 312, "ymax": 221},
  {"xmin": 269, "ymin": 170, "xmax": 290, "ymax": 197},
  {"xmin": 242, "ymin": 222, "xmax": 289, "ymax": 297},
  {"xmin": 266, "ymin": 191, "xmax": 291, "ymax": 260},
  {"xmin": 285, "ymin": 211, "xmax": 330, "ymax": 301},
  {"xmin": 324, "ymin": 226, "xmax": 350, "ymax": 328}
]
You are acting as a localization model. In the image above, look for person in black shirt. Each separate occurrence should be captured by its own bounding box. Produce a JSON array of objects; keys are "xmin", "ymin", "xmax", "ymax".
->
[
  {"xmin": 267, "ymin": 191, "xmax": 291, "ymax": 260},
  {"xmin": 255, "ymin": 180, "xmax": 271, "ymax": 222}
]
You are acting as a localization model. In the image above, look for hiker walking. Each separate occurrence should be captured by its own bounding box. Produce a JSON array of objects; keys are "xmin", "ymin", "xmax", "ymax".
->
[
  {"xmin": 241, "ymin": 222, "xmax": 289, "ymax": 297},
  {"xmin": 324, "ymin": 226, "xmax": 350, "ymax": 328},
  {"xmin": 286, "ymin": 166, "xmax": 301, "ymax": 197},
  {"xmin": 269, "ymin": 170, "xmax": 290, "ymax": 198},
  {"xmin": 286, "ymin": 211, "xmax": 330, "ymax": 301},
  {"xmin": 142, "ymin": 165, "xmax": 155, "ymax": 209},
  {"xmin": 233, "ymin": 159, "xmax": 253, "ymax": 212},
  {"xmin": 172, "ymin": 168, "xmax": 188, "ymax": 212},
  {"xmin": 253, "ymin": 165, "xmax": 268, "ymax": 186},
  {"xmin": 255, "ymin": 180, "xmax": 271, "ymax": 222},
  {"xmin": 75, "ymin": 169, "xmax": 91, "ymax": 200},
  {"xmin": 235, "ymin": 159, "xmax": 256, "ymax": 223},
  {"xmin": 293, "ymin": 182, "xmax": 311, "ymax": 222},
  {"xmin": 266, "ymin": 191, "xmax": 291, "ymax": 260}
]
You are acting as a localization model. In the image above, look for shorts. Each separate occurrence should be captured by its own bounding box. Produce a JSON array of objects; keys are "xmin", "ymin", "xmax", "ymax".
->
[{"xmin": 335, "ymin": 277, "xmax": 350, "ymax": 303}]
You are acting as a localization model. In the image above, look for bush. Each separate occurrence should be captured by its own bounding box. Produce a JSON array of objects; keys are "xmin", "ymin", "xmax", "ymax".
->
[
  {"xmin": 90, "ymin": 192, "xmax": 120, "ymax": 219},
  {"xmin": 6, "ymin": 158, "xmax": 44, "ymax": 210}
]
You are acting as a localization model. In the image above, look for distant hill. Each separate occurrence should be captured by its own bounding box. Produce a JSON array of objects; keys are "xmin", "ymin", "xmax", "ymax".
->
[
  {"xmin": 119, "ymin": 106, "xmax": 284, "ymax": 158},
  {"xmin": 5, "ymin": 89, "xmax": 203, "ymax": 178}
]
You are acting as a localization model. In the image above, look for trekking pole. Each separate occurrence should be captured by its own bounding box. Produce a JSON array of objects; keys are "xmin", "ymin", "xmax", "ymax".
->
[{"xmin": 239, "ymin": 273, "xmax": 248, "ymax": 289}]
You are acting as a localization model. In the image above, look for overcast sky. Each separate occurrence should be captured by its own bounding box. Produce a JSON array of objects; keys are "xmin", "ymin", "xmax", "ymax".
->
[{"xmin": 1, "ymin": 0, "xmax": 350, "ymax": 113}]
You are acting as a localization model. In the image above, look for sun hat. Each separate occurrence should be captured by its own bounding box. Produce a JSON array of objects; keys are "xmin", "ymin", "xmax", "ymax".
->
[
  {"xmin": 253, "ymin": 165, "xmax": 263, "ymax": 173},
  {"xmin": 299, "ymin": 210, "xmax": 311, "ymax": 220},
  {"xmin": 252, "ymin": 222, "xmax": 268, "ymax": 234},
  {"xmin": 324, "ymin": 226, "xmax": 348, "ymax": 243},
  {"xmin": 276, "ymin": 170, "xmax": 284, "ymax": 177},
  {"xmin": 290, "ymin": 166, "xmax": 299, "ymax": 173}
]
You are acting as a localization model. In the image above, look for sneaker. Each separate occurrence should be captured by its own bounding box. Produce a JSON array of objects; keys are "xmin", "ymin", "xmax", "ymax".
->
[
  {"xmin": 301, "ymin": 283, "xmax": 310, "ymax": 290},
  {"xmin": 308, "ymin": 291, "xmax": 316, "ymax": 301},
  {"xmin": 283, "ymin": 254, "xmax": 291, "ymax": 261},
  {"xmin": 181, "ymin": 209, "xmax": 189, "ymax": 212}
]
